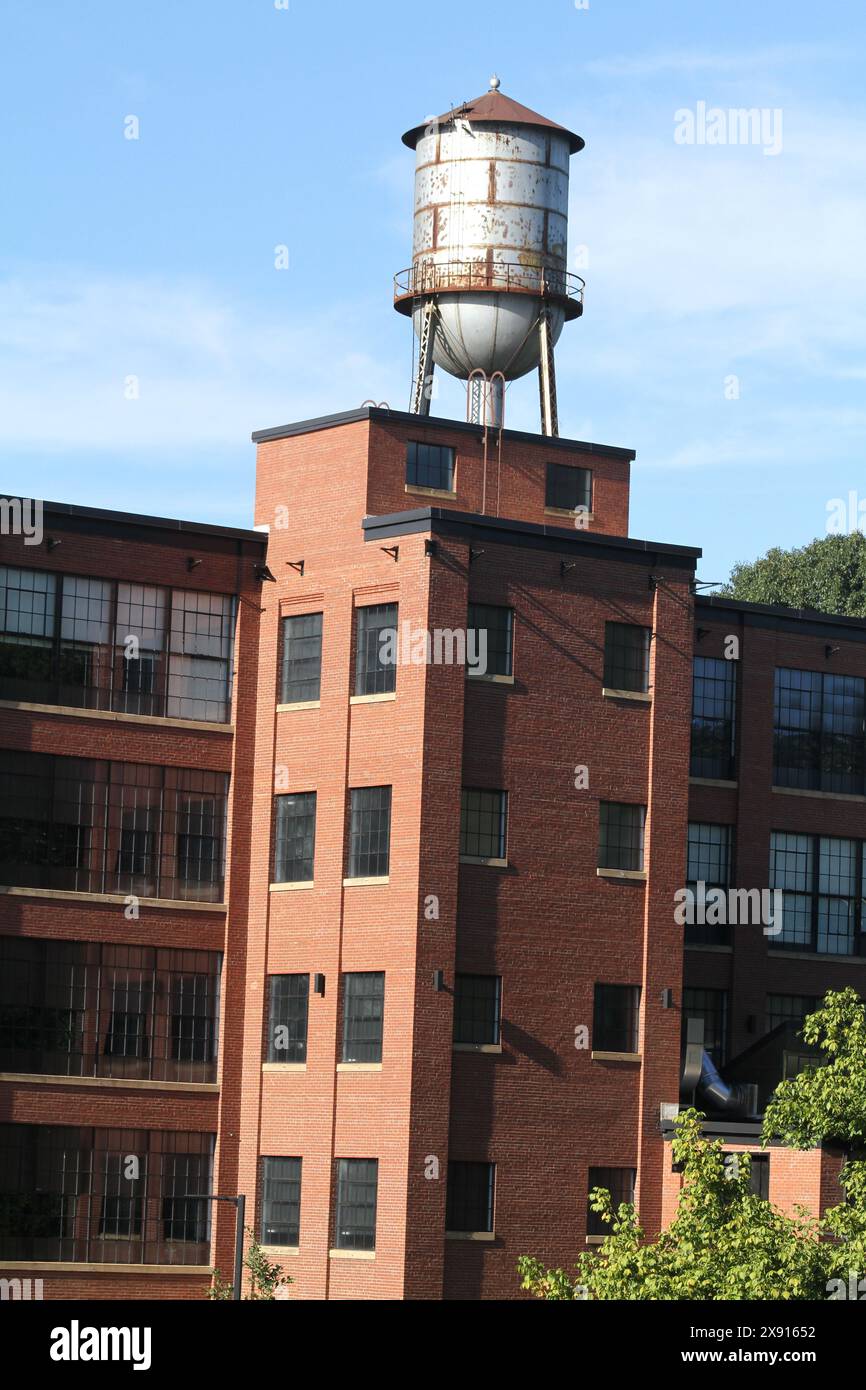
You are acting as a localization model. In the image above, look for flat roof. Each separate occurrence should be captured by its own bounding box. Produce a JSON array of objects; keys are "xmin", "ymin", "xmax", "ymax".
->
[
  {"xmin": 4, "ymin": 496, "xmax": 265, "ymax": 545},
  {"xmin": 697, "ymin": 593, "xmax": 866, "ymax": 641},
  {"xmin": 251, "ymin": 405, "xmax": 637, "ymax": 461}
]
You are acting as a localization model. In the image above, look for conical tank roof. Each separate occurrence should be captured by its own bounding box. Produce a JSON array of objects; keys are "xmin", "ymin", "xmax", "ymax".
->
[{"xmin": 401, "ymin": 85, "xmax": 584, "ymax": 154}]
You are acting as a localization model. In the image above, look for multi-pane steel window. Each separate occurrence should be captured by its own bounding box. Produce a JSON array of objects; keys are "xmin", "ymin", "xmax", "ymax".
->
[
  {"xmin": 745, "ymin": 1153, "xmax": 770, "ymax": 1200},
  {"xmin": 0, "ymin": 1125, "xmax": 212, "ymax": 1264},
  {"xmin": 0, "ymin": 566, "xmax": 234, "ymax": 721},
  {"xmin": 333, "ymin": 1159, "xmax": 378, "ymax": 1251},
  {"xmin": 770, "ymin": 832, "xmax": 865, "ymax": 955},
  {"xmin": 467, "ymin": 603, "xmax": 513, "ymax": 678},
  {"xmin": 354, "ymin": 603, "xmax": 397, "ymax": 696},
  {"xmin": 598, "ymin": 802, "xmax": 645, "ymax": 872},
  {"xmin": 341, "ymin": 972, "xmax": 385, "ymax": 1063},
  {"xmin": 682, "ymin": 987, "xmax": 729, "ymax": 1064},
  {"xmin": 406, "ymin": 440, "xmax": 455, "ymax": 492},
  {"xmin": 686, "ymin": 822, "xmax": 732, "ymax": 945},
  {"xmin": 690, "ymin": 656, "xmax": 737, "ymax": 780},
  {"xmin": 593, "ymin": 984, "xmax": 640, "ymax": 1053},
  {"xmin": 587, "ymin": 1167, "xmax": 635, "ymax": 1236},
  {"xmin": 273, "ymin": 792, "xmax": 316, "ymax": 883},
  {"xmin": 603, "ymin": 622, "xmax": 650, "ymax": 693},
  {"xmin": 766, "ymin": 993, "xmax": 820, "ymax": 1034},
  {"xmin": 280, "ymin": 612, "xmax": 323, "ymax": 704},
  {"xmin": 460, "ymin": 788, "xmax": 508, "ymax": 861},
  {"xmin": 347, "ymin": 786, "xmax": 391, "ymax": 879},
  {"xmin": 0, "ymin": 939, "xmax": 220, "ymax": 1082},
  {"xmin": 266, "ymin": 975, "xmax": 309, "ymax": 1063},
  {"xmin": 545, "ymin": 461, "xmax": 592, "ymax": 513},
  {"xmin": 453, "ymin": 975, "xmax": 501, "ymax": 1046},
  {"xmin": 774, "ymin": 668, "xmax": 866, "ymax": 794},
  {"xmin": 445, "ymin": 1161, "xmax": 495, "ymax": 1234},
  {"xmin": 260, "ymin": 1157, "xmax": 302, "ymax": 1247},
  {"xmin": 0, "ymin": 750, "xmax": 227, "ymax": 901}
]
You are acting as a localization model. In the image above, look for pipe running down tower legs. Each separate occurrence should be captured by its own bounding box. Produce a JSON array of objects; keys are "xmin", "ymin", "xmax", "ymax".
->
[{"xmin": 538, "ymin": 305, "xmax": 560, "ymax": 438}]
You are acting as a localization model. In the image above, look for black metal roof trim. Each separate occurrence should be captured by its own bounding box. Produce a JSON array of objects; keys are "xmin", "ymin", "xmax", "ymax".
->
[
  {"xmin": 251, "ymin": 406, "xmax": 637, "ymax": 460},
  {"xmin": 6, "ymin": 496, "xmax": 266, "ymax": 545},
  {"xmin": 697, "ymin": 594, "xmax": 866, "ymax": 642},
  {"xmin": 362, "ymin": 506, "xmax": 701, "ymax": 570}
]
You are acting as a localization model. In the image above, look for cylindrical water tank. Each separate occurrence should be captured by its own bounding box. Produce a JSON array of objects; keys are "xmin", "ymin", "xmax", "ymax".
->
[{"xmin": 395, "ymin": 81, "xmax": 584, "ymax": 383}]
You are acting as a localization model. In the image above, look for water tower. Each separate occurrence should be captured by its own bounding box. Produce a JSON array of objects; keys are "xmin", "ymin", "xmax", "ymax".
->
[{"xmin": 394, "ymin": 76, "xmax": 584, "ymax": 436}]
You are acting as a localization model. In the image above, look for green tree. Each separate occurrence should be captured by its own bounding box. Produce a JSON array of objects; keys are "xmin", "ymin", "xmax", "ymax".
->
[
  {"xmin": 719, "ymin": 531, "xmax": 866, "ymax": 617},
  {"xmin": 209, "ymin": 1228, "xmax": 292, "ymax": 1300}
]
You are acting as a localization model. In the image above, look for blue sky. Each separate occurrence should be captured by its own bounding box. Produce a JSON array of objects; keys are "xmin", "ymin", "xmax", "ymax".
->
[{"xmin": 1, "ymin": 0, "xmax": 864, "ymax": 585}]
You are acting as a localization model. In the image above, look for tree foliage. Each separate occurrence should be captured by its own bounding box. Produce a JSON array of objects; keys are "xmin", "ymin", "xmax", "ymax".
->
[
  {"xmin": 720, "ymin": 531, "xmax": 866, "ymax": 617},
  {"xmin": 209, "ymin": 1228, "xmax": 293, "ymax": 1300}
]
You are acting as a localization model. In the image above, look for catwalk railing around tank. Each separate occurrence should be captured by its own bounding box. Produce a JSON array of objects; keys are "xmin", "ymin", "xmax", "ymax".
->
[{"xmin": 394, "ymin": 259, "xmax": 585, "ymax": 320}]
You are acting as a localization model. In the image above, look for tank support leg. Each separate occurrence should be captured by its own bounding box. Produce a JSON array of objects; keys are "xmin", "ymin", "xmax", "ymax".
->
[
  {"xmin": 538, "ymin": 307, "xmax": 559, "ymax": 437},
  {"xmin": 410, "ymin": 301, "xmax": 437, "ymax": 416}
]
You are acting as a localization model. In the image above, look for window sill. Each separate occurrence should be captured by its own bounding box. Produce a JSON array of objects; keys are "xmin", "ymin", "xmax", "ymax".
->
[
  {"xmin": 269, "ymin": 880, "xmax": 315, "ymax": 891},
  {"xmin": 585, "ymin": 1235, "xmax": 605, "ymax": 1246},
  {"xmin": 0, "ymin": 885, "xmax": 226, "ymax": 912},
  {"xmin": 405, "ymin": 484, "xmax": 457, "ymax": 500},
  {"xmin": 445, "ymin": 1230, "xmax": 496, "ymax": 1242},
  {"xmin": 0, "ymin": 698, "xmax": 233, "ymax": 733},
  {"xmin": 459, "ymin": 856, "xmax": 508, "ymax": 868},
  {"xmin": 0, "ymin": 1261, "xmax": 213, "ymax": 1274},
  {"xmin": 772, "ymin": 785, "xmax": 866, "ymax": 803},
  {"xmin": 544, "ymin": 507, "xmax": 595, "ymax": 522},
  {"xmin": 0, "ymin": 1072, "xmax": 219, "ymax": 1092},
  {"xmin": 258, "ymin": 1245, "xmax": 300, "ymax": 1257},
  {"xmin": 329, "ymin": 1248, "xmax": 375, "ymax": 1260},
  {"xmin": 350, "ymin": 692, "xmax": 396, "ymax": 705},
  {"xmin": 690, "ymin": 777, "xmax": 738, "ymax": 788},
  {"xmin": 336, "ymin": 1062, "xmax": 383, "ymax": 1071},
  {"xmin": 596, "ymin": 868, "xmax": 647, "ymax": 882},
  {"xmin": 276, "ymin": 700, "xmax": 320, "ymax": 712},
  {"xmin": 453, "ymin": 1043, "xmax": 502, "ymax": 1054},
  {"xmin": 466, "ymin": 673, "xmax": 515, "ymax": 685},
  {"xmin": 262, "ymin": 1063, "xmax": 307, "ymax": 1072},
  {"xmin": 343, "ymin": 875, "xmax": 390, "ymax": 887},
  {"xmin": 590, "ymin": 1051, "xmax": 641, "ymax": 1063},
  {"xmin": 602, "ymin": 687, "xmax": 651, "ymax": 703}
]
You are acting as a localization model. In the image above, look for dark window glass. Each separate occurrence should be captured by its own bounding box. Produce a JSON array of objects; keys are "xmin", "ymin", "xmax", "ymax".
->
[
  {"xmin": 460, "ymin": 788, "xmax": 507, "ymax": 861},
  {"xmin": 682, "ymin": 987, "xmax": 728, "ymax": 1064},
  {"xmin": 598, "ymin": 802, "xmax": 645, "ymax": 871},
  {"xmin": 453, "ymin": 975, "xmax": 501, "ymax": 1046},
  {"xmin": 765, "ymin": 993, "xmax": 820, "ymax": 1033},
  {"xmin": 104, "ymin": 1006, "xmax": 148, "ymax": 1060},
  {"xmin": 260, "ymin": 1157, "xmax": 302, "ymax": 1246},
  {"xmin": 445, "ymin": 1161, "xmax": 495, "ymax": 1233},
  {"xmin": 281, "ymin": 613, "xmax": 322, "ymax": 704},
  {"xmin": 603, "ymin": 623, "xmax": 650, "ymax": 693},
  {"xmin": 347, "ymin": 786, "xmax": 391, "ymax": 879},
  {"xmin": 161, "ymin": 1148, "xmax": 211, "ymax": 1244},
  {"xmin": 171, "ymin": 975, "xmax": 216, "ymax": 1064},
  {"xmin": 587, "ymin": 1167, "xmax": 635, "ymax": 1236},
  {"xmin": 355, "ymin": 603, "xmax": 397, "ymax": 696},
  {"xmin": 685, "ymin": 822, "xmax": 732, "ymax": 945},
  {"xmin": 691, "ymin": 656, "xmax": 737, "ymax": 779},
  {"xmin": 99, "ymin": 1151, "xmax": 145, "ymax": 1239},
  {"xmin": 274, "ymin": 792, "xmax": 316, "ymax": 883},
  {"xmin": 593, "ymin": 984, "xmax": 640, "ymax": 1053},
  {"xmin": 770, "ymin": 831, "xmax": 864, "ymax": 956},
  {"xmin": 545, "ymin": 462, "xmax": 592, "ymax": 513},
  {"xmin": 745, "ymin": 1153, "xmax": 769, "ymax": 1200},
  {"xmin": 467, "ymin": 603, "xmax": 513, "ymax": 678},
  {"xmin": 774, "ymin": 668, "xmax": 865, "ymax": 794},
  {"xmin": 342, "ymin": 972, "xmax": 385, "ymax": 1063},
  {"xmin": 406, "ymin": 441, "xmax": 455, "ymax": 492},
  {"xmin": 334, "ymin": 1158, "xmax": 378, "ymax": 1251},
  {"xmin": 266, "ymin": 975, "xmax": 309, "ymax": 1064}
]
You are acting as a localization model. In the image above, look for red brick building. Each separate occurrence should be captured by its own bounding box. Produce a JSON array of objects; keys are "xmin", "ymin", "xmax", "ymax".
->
[{"xmin": 1, "ymin": 410, "xmax": 864, "ymax": 1300}]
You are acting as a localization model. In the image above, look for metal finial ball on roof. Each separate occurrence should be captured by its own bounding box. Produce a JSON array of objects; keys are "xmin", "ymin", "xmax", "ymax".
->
[{"xmin": 489, "ymin": 74, "xmax": 501, "ymax": 90}]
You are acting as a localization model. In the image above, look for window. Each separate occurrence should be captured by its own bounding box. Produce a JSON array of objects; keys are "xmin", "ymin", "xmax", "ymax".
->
[
  {"xmin": 333, "ymin": 1158, "xmax": 378, "ymax": 1251},
  {"xmin": 603, "ymin": 623, "xmax": 650, "ymax": 694},
  {"xmin": 545, "ymin": 462, "xmax": 592, "ymax": 513},
  {"xmin": 460, "ymin": 788, "xmax": 507, "ymax": 862},
  {"xmin": 745, "ymin": 1153, "xmax": 770, "ymax": 1200},
  {"xmin": 171, "ymin": 975, "xmax": 216, "ymax": 1064},
  {"xmin": 266, "ymin": 975, "xmax": 309, "ymax": 1064},
  {"xmin": 770, "ymin": 831, "xmax": 865, "ymax": 955},
  {"xmin": 587, "ymin": 1167, "xmax": 635, "ymax": 1236},
  {"xmin": 347, "ymin": 786, "xmax": 391, "ymax": 879},
  {"xmin": 691, "ymin": 656, "xmax": 737, "ymax": 779},
  {"xmin": 99, "ymin": 1151, "xmax": 145, "ymax": 1239},
  {"xmin": 274, "ymin": 792, "xmax": 316, "ymax": 883},
  {"xmin": 467, "ymin": 603, "xmax": 513, "ymax": 678},
  {"xmin": 161, "ymin": 1146, "xmax": 211, "ymax": 1244},
  {"xmin": 593, "ymin": 984, "xmax": 640, "ymax": 1053},
  {"xmin": 406, "ymin": 440, "xmax": 455, "ymax": 492},
  {"xmin": 355, "ymin": 603, "xmax": 397, "ymax": 696},
  {"xmin": 260, "ymin": 1157, "xmax": 302, "ymax": 1247},
  {"xmin": 598, "ymin": 802, "xmax": 645, "ymax": 872},
  {"xmin": 766, "ymin": 993, "xmax": 820, "ymax": 1034},
  {"xmin": 682, "ymin": 987, "xmax": 729, "ymax": 1064},
  {"xmin": 341, "ymin": 972, "xmax": 385, "ymax": 1063},
  {"xmin": 280, "ymin": 612, "xmax": 322, "ymax": 704},
  {"xmin": 453, "ymin": 975, "xmax": 501, "ymax": 1046},
  {"xmin": 774, "ymin": 668, "xmax": 865, "ymax": 794},
  {"xmin": 446, "ymin": 1161, "xmax": 495, "ymax": 1234},
  {"xmin": 685, "ymin": 822, "xmax": 732, "ymax": 945}
]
